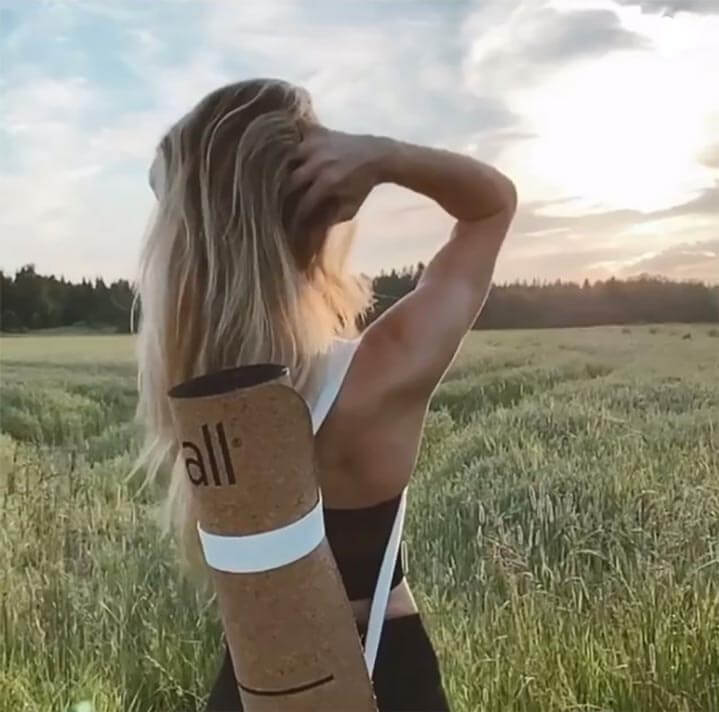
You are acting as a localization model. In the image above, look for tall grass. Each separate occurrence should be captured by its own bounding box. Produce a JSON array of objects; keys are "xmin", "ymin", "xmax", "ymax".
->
[{"xmin": 1, "ymin": 325, "xmax": 718, "ymax": 711}]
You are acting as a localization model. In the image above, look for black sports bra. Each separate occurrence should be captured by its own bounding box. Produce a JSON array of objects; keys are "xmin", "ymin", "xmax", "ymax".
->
[{"xmin": 323, "ymin": 495, "xmax": 405, "ymax": 601}]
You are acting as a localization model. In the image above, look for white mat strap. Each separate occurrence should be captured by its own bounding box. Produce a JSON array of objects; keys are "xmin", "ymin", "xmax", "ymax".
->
[
  {"xmin": 197, "ymin": 493, "xmax": 325, "ymax": 574},
  {"xmin": 197, "ymin": 485, "xmax": 409, "ymax": 681},
  {"xmin": 363, "ymin": 488, "xmax": 408, "ymax": 676}
]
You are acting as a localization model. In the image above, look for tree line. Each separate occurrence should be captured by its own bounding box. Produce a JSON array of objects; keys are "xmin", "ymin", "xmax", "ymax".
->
[
  {"xmin": 371, "ymin": 264, "xmax": 719, "ymax": 328},
  {"xmin": 1, "ymin": 266, "xmax": 134, "ymax": 333},
  {"xmin": 1, "ymin": 263, "xmax": 717, "ymax": 334}
]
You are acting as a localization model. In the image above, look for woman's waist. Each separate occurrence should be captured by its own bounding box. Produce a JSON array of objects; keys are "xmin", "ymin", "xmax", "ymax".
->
[{"xmin": 349, "ymin": 578, "xmax": 417, "ymax": 627}]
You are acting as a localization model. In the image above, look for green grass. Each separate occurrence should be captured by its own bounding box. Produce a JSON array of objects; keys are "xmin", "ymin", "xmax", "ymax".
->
[
  {"xmin": 0, "ymin": 334, "xmax": 135, "ymax": 363},
  {"xmin": 1, "ymin": 325, "xmax": 718, "ymax": 712}
]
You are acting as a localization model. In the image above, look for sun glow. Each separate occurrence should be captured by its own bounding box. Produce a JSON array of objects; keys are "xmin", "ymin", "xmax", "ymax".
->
[{"xmin": 497, "ymin": 8, "xmax": 718, "ymax": 215}]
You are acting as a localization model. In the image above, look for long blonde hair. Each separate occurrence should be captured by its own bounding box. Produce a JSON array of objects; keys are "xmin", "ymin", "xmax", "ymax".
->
[{"xmin": 134, "ymin": 79, "xmax": 372, "ymax": 574}]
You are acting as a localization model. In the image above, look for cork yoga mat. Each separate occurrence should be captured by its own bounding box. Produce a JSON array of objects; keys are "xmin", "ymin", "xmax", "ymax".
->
[{"xmin": 168, "ymin": 364, "xmax": 378, "ymax": 711}]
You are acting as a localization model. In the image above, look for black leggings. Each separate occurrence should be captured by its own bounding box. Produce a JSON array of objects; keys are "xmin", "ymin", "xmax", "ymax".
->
[{"xmin": 206, "ymin": 613, "xmax": 450, "ymax": 712}]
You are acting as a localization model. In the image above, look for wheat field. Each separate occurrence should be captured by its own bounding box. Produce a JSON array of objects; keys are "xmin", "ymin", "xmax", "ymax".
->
[{"xmin": 1, "ymin": 326, "xmax": 718, "ymax": 712}]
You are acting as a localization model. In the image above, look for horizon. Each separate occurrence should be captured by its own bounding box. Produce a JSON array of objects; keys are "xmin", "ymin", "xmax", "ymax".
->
[
  {"xmin": 4, "ymin": 261, "xmax": 717, "ymax": 289},
  {"xmin": 2, "ymin": 0, "xmax": 718, "ymax": 285}
]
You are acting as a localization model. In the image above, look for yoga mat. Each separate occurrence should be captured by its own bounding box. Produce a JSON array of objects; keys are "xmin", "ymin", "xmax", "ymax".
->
[{"xmin": 168, "ymin": 364, "xmax": 377, "ymax": 711}]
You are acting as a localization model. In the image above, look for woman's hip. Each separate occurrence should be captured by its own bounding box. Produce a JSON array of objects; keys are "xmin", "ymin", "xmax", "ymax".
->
[{"xmin": 206, "ymin": 612, "xmax": 450, "ymax": 712}]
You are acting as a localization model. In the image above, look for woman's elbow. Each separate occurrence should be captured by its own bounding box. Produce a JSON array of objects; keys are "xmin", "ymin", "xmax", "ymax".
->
[{"xmin": 497, "ymin": 173, "xmax": 518, "ymax": 215}]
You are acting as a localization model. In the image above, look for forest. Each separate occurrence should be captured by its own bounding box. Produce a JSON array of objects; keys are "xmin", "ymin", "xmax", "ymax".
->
[{"xmin": 1, "ymin": 263, "xmax": 717, "ymax": 333}]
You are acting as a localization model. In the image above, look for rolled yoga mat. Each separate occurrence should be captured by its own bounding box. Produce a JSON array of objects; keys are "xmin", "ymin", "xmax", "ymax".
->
[{"xmin": 168, "ymin": 364, "xmax": 378, "ymax": 712}]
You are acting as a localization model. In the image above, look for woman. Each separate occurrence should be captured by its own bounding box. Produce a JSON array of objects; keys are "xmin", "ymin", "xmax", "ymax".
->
[{"xmin": 135, "ymin": 78, "xmax": 516, "ymax": 711}]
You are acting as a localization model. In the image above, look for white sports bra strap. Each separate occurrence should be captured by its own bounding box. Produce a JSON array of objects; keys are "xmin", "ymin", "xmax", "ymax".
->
[{"xmin": 310, "ymin": 338, "xmax": 361, "ymax": 434}]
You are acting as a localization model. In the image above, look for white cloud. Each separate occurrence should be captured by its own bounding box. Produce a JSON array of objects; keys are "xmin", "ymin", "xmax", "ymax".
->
[{"xmin": 0, "ymin": 0, "xmax": 717, "ymax": 285}]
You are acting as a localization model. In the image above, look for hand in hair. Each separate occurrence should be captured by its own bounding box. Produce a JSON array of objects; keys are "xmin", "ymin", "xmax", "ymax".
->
[{"xmin": 287, "ymin": 126, "xmax": 390, "ymax": 264}]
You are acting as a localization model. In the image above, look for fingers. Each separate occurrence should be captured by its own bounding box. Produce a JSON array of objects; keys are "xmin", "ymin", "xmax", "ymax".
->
[
  {"xmin": 287, "ymin": 126, "xmax": 331, "ymax": 191},
  {"xmin": 287, "ymin": 157, "xmax": 322, "ymax": 196},
  {"xmin": 286, "ymin": 125, "xmax": 345, "ymax": 263},
  {"xmin": 286, "ymin": 126, "xmax": 330, "ymax": 200},
  {"xmin": 295, "ymin": 123, "xmax": 327, "ymax": 153},
  {"xmin": 285, "ymin": 153, "xmax": 326, "ymax": 242},
  {"xmin": 291, "ymin": 173, "xmax": 333, "ymax": 234}
]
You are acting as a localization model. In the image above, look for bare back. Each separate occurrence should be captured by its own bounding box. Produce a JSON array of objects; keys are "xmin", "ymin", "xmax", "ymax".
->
[
  {"xmin": 316, "ymin": 210, "xmax": 514, "ymax": 509},
  {"xmin": 286, "ymin": 126, "xmax": 517, "ymax": 627}
]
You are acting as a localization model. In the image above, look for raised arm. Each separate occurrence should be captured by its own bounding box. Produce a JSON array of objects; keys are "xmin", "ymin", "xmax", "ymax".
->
[
  {"xmin": 289, "ymin": 127, "xmax": 517, "ymax": 401},
  {"xmin": 368, "ymin": 138, "xmax": 517, "ymax": 396}
]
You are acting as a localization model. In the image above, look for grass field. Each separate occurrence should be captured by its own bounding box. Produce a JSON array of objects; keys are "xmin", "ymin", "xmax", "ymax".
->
[{"xmin": 1, "ymin": 325, "xmax": 718, "ymax": 712}]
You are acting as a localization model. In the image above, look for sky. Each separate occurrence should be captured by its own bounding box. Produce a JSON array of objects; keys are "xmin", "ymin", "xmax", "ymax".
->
[{"xmin": 1, "ymin": 0, "xmax": 718, "ymax": 285}]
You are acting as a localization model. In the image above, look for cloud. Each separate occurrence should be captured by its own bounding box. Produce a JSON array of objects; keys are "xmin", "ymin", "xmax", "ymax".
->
[
  {"xmin": 513, "ymin": 182, "xmax": 719, "ymax": 235},
  {"xmin": 462, "ymin": 4, "xmax": 649, "ymax": 98},
  {"xmin": 699, "ymin": 144, "xmax": 719, "ymax": 169},
  {"xmin": 613, "ymin": 0, "xmax": 719, "ymax": 16},
  {"xmin": 492, "ymin": 236, "xmax": 719, "ymax": 285},
  {"xmin": 483, "ymin": 182, "xmax": 719, "ymax": 284},
  {"xmin": 202, "ymin": 0, "xmax": 520, "ymax": 146},
  {"xmin": 660, "ymin": 183, "xmax": 719, "ymax": 217},
  {"xmin": 0, "ymin": 0, "xmax": 717, "ymax": 285},
  {"xmin": 0, "ymin": 3, "xmax": 234, "ymax": 280},
  {"xmin": 498, "ymin": 245, "xmax": 634, "ymax": 282},
  {"xmin": 621, "ymin": 239, "xmax": 719, "ymax": 281}
]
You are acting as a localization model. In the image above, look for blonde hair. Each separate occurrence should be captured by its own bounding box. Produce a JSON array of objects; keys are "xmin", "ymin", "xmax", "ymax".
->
[{"xmin": 134, "ymin": 79, "xmax": 372, "ymax": 575}]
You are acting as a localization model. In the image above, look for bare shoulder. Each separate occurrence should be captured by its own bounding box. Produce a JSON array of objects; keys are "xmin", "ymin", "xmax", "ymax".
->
[
  {"xmin": 319, "ymin": 208, "xmax": 514, "ymax": 502},
  {"xmin": 322, "ymin": 330, "xmax": 417, "ymax": 443},
  {"xmin": 316, "ymin": 331, "xmax": 426, "ymax": 505}
]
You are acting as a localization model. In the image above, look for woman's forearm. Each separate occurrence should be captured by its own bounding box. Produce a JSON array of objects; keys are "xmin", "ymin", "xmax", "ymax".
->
[{"xmin": 375, "ymin": 138, "xmax": 517, "ymax": 222}]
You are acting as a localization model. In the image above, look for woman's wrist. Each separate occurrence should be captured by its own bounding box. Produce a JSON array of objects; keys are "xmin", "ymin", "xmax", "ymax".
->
[{"xmin": 367, "ymin": 135, "xmax": 516, "ymax": 221}]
